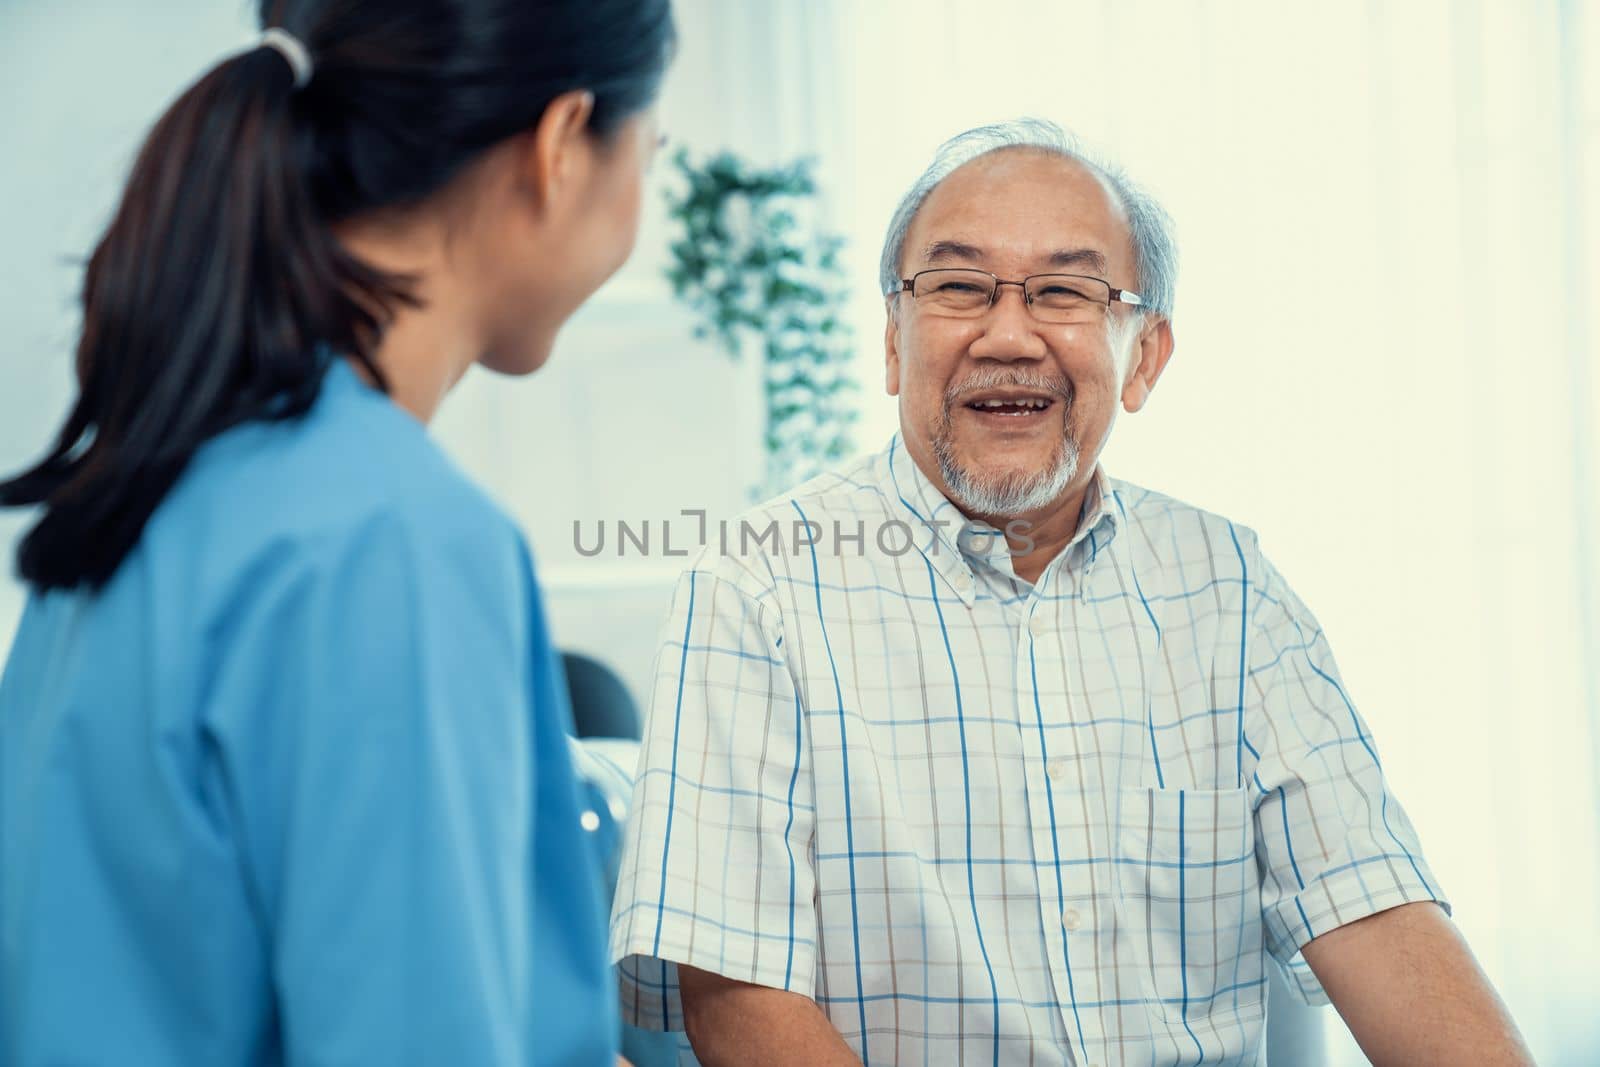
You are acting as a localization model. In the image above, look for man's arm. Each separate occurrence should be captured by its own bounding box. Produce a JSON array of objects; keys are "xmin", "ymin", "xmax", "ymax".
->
[
  {"xmin": 679, "ymin": 966, "xmax": 862, "ymax": 1067},
  {"xmin": 1304, "ymin": 902, "xmax": 1533, "ymax": 1066},
  {"xmin": 609, "ymin": 562, "xmax": 828, "ymax": 1038}
]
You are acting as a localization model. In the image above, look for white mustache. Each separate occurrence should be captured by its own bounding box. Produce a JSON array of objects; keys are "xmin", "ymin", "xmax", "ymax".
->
[{"xmin": 945, "ymin": 370, "xmax": 1072, "ymax": 406}]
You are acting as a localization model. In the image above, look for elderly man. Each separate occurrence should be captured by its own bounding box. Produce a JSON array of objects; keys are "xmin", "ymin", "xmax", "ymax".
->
[{"xmin": 609, "ymin": 120, "xmax": 1530, "ymax": 1066}]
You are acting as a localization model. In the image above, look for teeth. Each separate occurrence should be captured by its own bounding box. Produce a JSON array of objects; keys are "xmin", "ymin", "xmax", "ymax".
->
[{"xmin": 974, "ymin": 397, "xmax": 1049, "ymax": 409}]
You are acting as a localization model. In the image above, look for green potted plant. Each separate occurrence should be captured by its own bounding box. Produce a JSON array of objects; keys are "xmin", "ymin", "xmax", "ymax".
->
[{"xmin": 663, "ymin": 149, "xmax": 858, "ymax": 499}]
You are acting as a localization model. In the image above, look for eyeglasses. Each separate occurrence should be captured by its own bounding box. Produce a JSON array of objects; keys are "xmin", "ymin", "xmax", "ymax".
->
[{"xmin": 899, "ymin": 268, "xmax": 1144, "ymax": 324}]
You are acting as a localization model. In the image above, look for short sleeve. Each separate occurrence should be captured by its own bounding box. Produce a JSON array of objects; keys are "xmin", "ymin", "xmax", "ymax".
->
[
  {"xmin": 608, "ymin": 560, "xmax": 818, "ymax": 1031},
  {"xmin": 1239, "ymin": 533, "xmax": 1449, "ymax": 1005},
  {"xmin": 205, "ymin": 503, "xmax": 616, "ymax": 1064}
]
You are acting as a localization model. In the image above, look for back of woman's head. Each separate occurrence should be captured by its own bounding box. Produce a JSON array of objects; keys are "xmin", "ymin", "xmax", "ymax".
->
[{"xmin": 0, "ymin": 0, "xmax": 674, "ymax": 592}]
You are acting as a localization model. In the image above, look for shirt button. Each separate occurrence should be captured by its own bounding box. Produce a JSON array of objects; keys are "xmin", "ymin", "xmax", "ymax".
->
[
  {"xmin": 1047, "ymin": 758, "xmax": 1069, "ymax": 782},
  {"xmin": 1029, "ymin": 615, "xmax": 1048, "ymax": 637},
  {"xmin": 1061, "ymin": 908, "xmax": 1082, "ymax": 932},
  {"xmin": 579, "ymin": 810, "xmax": 601, "ymax": 832}
]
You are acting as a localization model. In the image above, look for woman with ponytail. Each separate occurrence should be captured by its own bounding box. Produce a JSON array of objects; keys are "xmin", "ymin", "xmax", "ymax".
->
[{"xmin": 0, "ymin": 2, "xmax": 673, "ymax": 1063}]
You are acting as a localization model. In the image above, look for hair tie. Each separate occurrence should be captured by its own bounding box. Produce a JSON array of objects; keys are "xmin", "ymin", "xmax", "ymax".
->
[{"xmin": 258, "ymin": 28, "xmax": 313, "ymax": 90}]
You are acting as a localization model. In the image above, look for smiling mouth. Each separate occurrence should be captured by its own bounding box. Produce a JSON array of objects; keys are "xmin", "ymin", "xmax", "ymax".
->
[{"xmin": 963, "ymin": 396, "xmax": 1057, "ymax": 417}]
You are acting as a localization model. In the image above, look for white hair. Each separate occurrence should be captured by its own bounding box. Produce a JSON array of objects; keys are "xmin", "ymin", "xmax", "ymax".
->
[{"xmin": 878, "ymin": 118, "xmax": 1178, "ymax": 320}]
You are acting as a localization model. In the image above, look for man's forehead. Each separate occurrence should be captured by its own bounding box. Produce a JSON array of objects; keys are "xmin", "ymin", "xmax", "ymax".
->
[{"xmin": 908, "ymin": 149, "xmax": 1129, "ymax": 270}]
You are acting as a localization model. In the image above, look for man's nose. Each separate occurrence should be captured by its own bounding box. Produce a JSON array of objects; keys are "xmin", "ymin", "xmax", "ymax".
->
[{"xmin": 969, "ymin": 284, "xmax": 1048, "ymax": 361}]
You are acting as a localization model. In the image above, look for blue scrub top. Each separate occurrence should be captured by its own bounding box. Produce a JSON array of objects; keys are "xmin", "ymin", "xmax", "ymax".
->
[{"xmin": 0, "ymin": 360, "xmax": 618, "ymax": 1065}]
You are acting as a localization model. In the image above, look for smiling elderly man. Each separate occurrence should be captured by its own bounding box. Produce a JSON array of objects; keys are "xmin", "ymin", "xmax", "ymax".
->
[{"xmin": 609, "ymin": 120, "xmax": 1530, "ymax": 1066}]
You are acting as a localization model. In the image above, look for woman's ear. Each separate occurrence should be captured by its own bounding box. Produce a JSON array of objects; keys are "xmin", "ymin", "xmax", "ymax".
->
[{"xmin": 515, "ymin": 90, "xmax": 596, "ymax": 212}]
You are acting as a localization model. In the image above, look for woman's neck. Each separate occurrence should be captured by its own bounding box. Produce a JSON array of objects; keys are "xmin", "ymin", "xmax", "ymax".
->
[
  {"xmin": 337, "ymin": 216, "xmax": 484, "ymax": 424},
  {"xmin": 363, "ymin": 297, "xmax": 480, "ymax": 424}
]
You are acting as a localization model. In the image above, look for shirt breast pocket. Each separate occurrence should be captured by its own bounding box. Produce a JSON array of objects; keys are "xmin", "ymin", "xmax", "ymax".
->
[{"xmin": 1113, "ymin": 786, "xmax": 1266, "ymax": 1026}]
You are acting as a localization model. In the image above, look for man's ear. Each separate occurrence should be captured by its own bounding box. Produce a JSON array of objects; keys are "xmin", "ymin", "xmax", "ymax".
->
[
  {"xmin": 1121, "ymin": 316, "xmax": 1175, "ymax": 413},
  {"xmin": 514, "ymin": 89, "xmax": 596, "ymax": 212},
  {"xmin": 884, "ymin": 298, "xmax": 903, "ymax": 397}
]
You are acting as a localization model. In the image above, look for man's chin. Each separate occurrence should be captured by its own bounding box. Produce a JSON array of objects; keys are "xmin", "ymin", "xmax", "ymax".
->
[
  {"xmin": 931, "ymin": 419, "xmax": 1082, "ymax": 517},
  {"xmin": 961, "ymin": 465, "xmax": 1049, "ymax": 496},
  {"xmin": 946, "ymin": 429, "xmax": 1063, "ymax": 467},
  {"xmin": 945, "ymin": 461, "xmax": 1075, "ymax": 519}
]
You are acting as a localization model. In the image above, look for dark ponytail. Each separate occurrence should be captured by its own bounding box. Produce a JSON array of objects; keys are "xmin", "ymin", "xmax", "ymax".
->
[
  {"xmin": 0, "ymin": 47, "xmax": 405, "ymax": 591},
  {"xmin": 1, "ymin": 0, "xmax": 675, "ymax": 592}
]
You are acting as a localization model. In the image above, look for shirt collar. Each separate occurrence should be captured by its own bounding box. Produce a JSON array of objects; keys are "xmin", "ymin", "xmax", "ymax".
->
[
  {"xmin": 1058, "ymin": 464, "xmax": 1122, "ymax": 577},
  {"xmin": 875, "ymin": 434, "xmax": 1122, "ymax": 603}
]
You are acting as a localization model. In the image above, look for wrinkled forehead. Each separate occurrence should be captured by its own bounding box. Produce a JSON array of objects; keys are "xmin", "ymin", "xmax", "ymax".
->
[{"xmin": 904, "ymin": 148, "xmax": 1134, "ymax": 280}]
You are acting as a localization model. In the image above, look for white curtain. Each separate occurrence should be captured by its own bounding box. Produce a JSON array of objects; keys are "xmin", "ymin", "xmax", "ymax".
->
[{"xmin": 820, "ymin": 1, "xmax": 1600, "ymax": 1063}]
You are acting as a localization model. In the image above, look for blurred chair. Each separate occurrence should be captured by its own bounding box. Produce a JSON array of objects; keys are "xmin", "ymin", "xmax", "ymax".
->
[
  {"xmin": 565, "ymin": 651, "xmax": 679, "ymax": 1065},
  {"xmin": 563, "ymin": 650, "xmax": 643, "ymax": 740},
  {"xmin": 1266, "ymin": 964, "xmax": 1328, "ymax": 1065}
]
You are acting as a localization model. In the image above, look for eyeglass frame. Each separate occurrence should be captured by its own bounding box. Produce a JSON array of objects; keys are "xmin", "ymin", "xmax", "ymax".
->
[{"xmin": 897, "ymin": 268, "xmax": 1145, "ymax": 316}]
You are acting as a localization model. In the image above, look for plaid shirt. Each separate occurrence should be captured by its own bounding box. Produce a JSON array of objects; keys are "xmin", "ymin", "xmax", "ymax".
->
[{"xmin": 610, "ymin": 435, "xmax": 1446, "ymax": 1066}]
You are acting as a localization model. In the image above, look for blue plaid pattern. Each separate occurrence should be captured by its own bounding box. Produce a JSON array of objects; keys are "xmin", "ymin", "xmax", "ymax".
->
[{"xmin": 610, "ymin": 435, "xmax": 1446, "ymax": 1066}]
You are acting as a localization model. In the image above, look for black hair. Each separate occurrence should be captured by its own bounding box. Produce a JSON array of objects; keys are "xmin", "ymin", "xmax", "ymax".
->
[{"xmin": 0, "ymin": 0, "xmax": 674, "ymax": 591}]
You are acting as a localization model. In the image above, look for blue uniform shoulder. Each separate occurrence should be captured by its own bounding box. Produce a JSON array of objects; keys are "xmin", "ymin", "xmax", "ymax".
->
[
  {"xmin": 141, "ymin": 364, "xmax": 524, "ymax": 612},
  {"xmin": 187, "ymin": 367, "xmax": 509, "ymax": 536}
]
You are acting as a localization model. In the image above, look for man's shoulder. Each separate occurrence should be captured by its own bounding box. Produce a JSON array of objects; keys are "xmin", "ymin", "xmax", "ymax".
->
[
  {"xmin": 730, "ymin": 451, "xmax": 894, "ymax": 547},
  {"xmin": 753, "ymin": 451, "xmax": 890, "ymax": 519},
  {"xmin": 676, "ymin": 453, "xmax": 891, "ymax": 601},
  {"xmin": 1104, "ymin": 475, "xmax": 1263, "ymax": 562}
]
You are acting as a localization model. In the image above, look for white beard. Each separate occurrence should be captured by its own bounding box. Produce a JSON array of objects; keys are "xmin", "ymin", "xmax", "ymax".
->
[{"xmin": 934, "ymin": 425, "xmax": 1080, "ymax": 518}]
